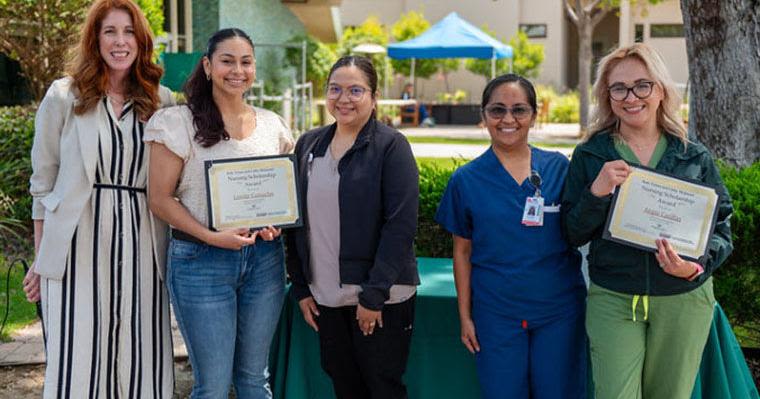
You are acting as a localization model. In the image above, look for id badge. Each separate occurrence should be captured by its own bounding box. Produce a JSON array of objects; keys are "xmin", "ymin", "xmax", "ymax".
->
[{"xmin": 522, "ymin": 196, "xmax": 544, "ymax": 226}]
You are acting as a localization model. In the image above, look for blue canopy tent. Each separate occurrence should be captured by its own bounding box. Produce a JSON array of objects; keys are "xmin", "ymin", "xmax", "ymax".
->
[{"xmin": 387, "ymin": 12, "xmax": 514, "ymax": 87}]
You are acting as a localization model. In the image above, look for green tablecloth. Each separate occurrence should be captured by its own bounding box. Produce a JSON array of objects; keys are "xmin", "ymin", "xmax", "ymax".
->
[{"xmin": 270, "ymin": 258, "xmax": 759, "ymax": 399}]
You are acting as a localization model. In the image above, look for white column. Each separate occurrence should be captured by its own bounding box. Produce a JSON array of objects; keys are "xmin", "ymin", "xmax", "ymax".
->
[
  {"xmin": 170, "ymin": 0, "xmax": 178, "ymax": 52},
  {"xmin": 184, "ymin": 0, "xmax": 193, "ymax": 52},
  {"xmin": 619, "ymin": 0, "xmax": 631, "ymax": 47}
]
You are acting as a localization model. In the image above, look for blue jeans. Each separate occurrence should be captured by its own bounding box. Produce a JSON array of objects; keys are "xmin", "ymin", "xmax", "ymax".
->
[{"xmin": 167, "ymin": 237, "xmax": 286, "ymax": 399}]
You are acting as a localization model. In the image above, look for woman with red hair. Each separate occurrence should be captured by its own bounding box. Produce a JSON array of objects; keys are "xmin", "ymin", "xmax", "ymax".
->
[{"xmin": 23, "ymin": 0, "xmax": 175, "ymax": 397}]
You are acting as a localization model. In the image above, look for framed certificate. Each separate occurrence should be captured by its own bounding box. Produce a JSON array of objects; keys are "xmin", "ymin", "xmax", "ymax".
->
[
  {"xmin": 204, "ymin": 154, "xmax": 302, "ymax": 231},
  {"xmin": 603, "ymin": 165, "xmax": 719, "ymax": 261}
]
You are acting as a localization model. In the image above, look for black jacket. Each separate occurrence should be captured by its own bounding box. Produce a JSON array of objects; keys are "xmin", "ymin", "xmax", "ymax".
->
[{"xmin": 286, "ymin": 118, "xmax": 420, "ymax": 310}]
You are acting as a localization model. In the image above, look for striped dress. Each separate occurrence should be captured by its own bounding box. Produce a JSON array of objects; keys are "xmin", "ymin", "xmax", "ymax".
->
[{"xmin": 40, "ymin": 98, "xmax": 173, "ymax": 399}]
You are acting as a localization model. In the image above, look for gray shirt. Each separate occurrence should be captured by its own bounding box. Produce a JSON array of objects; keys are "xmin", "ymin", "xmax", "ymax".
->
[{"xmin": 307, "ymin": 150, "xmax": 416, "ymax": 308}]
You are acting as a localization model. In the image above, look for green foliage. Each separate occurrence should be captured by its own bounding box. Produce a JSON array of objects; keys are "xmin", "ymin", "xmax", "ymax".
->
[
  {"xmin": 340, "ymin": 16, "xmax": 389, "ymax": 56},
  {"xmin": 136, "ymin": 0, "xmax": 166, "ymax": 58},
  {"xmin": 415, "ymin": 161, "xmax": 457, "ymax": 257},
  {"xmin": 0, "ymin": 106, "xmax": 35, "ymax": 242},
  {"xmin": 713, "ymin": 161, "xmax": 760, "ymax": 338},
  {"xmin": 339, "ymin": 16, "xmax": 391, "ymax": 93},
  {"xmin": 508, "ymin": 30, "xmax": 544, "ymax": 78},
  {"xmin": 0, "ymin": 0, "xmax": 90, "ymax": 100},
  {"xmin": 465, "ymin": 25, "xmax": 544, "ymax": 81},
  {"xmin": 549, "ymin": 91, "xmax": 580, "ymax": 123},
  {"xmin": 135, "ymin": 0, "xmax": 165, "ymax": 39},
  {"xmin": 435, "ymin": 89, "xmax": 467, "ymax": 104},
  {"xmin": 285, "ymin": 34, "xmax": 338, "ymax": 93}
]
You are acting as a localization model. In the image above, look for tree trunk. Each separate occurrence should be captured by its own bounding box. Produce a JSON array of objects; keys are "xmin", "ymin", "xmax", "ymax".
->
[
  {"xmin": 681, "ymin": 0, "xmax": 760, "ymax": 167},
  {"xmin": 578, "ymin": 22, "xmax": 594, "ymax": 134}
]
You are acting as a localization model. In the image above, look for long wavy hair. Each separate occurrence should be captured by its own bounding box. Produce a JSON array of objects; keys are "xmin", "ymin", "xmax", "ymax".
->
[
  {"xmin": 184, "ymin": 28, "xmax": 254, "ymax": 147},
  {"xmin": 67, "ymin": 0, "xmax": 163, "ymax": 121},
  {"xmin": 587, "ymin": 43, "xmax": 687, "ymax": 145}
]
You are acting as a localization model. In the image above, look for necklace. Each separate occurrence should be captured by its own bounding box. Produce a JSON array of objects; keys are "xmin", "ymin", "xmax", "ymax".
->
[{"xmin": 620, "ymin": 134, "xmax": 657, "ymax": 152}]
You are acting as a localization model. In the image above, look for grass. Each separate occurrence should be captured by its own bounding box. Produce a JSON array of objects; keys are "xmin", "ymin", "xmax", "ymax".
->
[
  {"xmin": 734, "ymin": 323, "xmax": 760, "ymax": 349},
  {"xmin": 406, "ymin": 135, "xmax": 578, "ymax": 149},
  {"xmin": 0, "ymin": 254, "xmax": 38, "ymax": 342}
]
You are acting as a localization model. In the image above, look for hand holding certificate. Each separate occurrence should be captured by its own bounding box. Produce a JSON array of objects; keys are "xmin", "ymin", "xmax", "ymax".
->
[
  {"xmin": 603, "ymin": 166, "xmax": 719, "ymax": 261},
  {"xmin": 205, "ymin": 155, "xmax": 302, "ymax": 231}
]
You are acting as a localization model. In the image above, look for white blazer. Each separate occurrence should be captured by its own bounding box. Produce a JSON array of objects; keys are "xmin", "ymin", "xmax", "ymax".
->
[{"xmin": 30, "ymin": 78, "xmax": 174, "ymax": 280}]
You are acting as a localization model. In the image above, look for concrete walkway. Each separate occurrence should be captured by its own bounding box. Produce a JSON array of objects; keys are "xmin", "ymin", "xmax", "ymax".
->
[
  {"xmin": 401, "ymin": 123, "xmax": 581, "ymax": 158},
  {"xmin": 0, "ymin": 315, "xmax": 188, "ymax": 366}
]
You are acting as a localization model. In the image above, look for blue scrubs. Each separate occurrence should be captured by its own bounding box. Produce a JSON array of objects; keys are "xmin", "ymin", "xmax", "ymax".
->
[{"xmin": 436, "ymin": 147, "xmax": 587, "ymax": 399}]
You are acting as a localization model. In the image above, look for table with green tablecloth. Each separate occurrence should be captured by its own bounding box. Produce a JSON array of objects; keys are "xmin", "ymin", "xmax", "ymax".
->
[{"xmin": 270, "ymin": 258, "xmax": 759, "ymax": 399}]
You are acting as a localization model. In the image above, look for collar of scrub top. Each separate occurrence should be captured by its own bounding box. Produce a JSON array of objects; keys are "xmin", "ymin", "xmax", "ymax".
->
[{"xmin": 529, "ymin": 170, "xmax": 542, "ymax": 197}]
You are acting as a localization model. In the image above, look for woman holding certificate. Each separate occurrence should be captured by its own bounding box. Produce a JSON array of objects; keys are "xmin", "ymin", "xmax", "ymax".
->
[
  {"xmin": 145, "ymin": 28, "xmax": 293, "ymax": 398},
  {"xmin": 561, "ymin": 43, "xmax": 733, "ymax": 399},
  {"xmin": 286, "ymin": 56, "xmax": 420, "ymax": 399},
  {"xmin": 435, "ymin": 74, "xmax": 587, "ymax": 399},
  {"xmin": 24, "ymin": 1, "xmax": 175, "ymax": 396}
]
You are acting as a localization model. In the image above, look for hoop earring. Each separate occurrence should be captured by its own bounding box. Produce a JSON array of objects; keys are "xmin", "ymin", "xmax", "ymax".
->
[{"xmin": 206, "ymin": 74, "xmax": 211, "ymax": 81}]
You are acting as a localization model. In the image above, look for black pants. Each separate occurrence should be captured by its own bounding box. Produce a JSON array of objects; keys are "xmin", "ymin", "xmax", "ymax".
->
[{"xmin": 316, "ymin": 295, "xmax": 416, "ymax": 399}]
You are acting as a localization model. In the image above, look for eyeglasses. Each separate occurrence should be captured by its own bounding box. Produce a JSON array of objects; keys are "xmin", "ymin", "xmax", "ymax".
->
[
  {"xmin": 326, "ymin": 85, "xmax": 368, "ymax": 101},
  {"xmin": 483, "ymin": 104, "xmax": 533, "ymax": 120},
  {"xmin": 608, "ymin": 81, "xmax": 655, "ymax": 101}
]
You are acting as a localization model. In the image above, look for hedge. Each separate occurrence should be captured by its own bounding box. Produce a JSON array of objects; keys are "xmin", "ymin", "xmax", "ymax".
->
[
  {"xmin": 0, "ymin": 106, "xmax": 34, "ymax": 239},
  {"xmin": 416, "ymin": 158, "xmax": 760, "ymax": 336}
]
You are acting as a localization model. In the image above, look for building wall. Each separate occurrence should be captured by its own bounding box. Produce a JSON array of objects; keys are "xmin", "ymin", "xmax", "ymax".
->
[
  {"xmin": 632, "ymin": 0, "xmax": 688, "ymax": 87},
  {"xmin": 192, "ymin": 0, "xmax": 219, "ymax": 52},
  {"xmin": 520, "ymin": 0, "xmax": 567, "ymax": 88}
]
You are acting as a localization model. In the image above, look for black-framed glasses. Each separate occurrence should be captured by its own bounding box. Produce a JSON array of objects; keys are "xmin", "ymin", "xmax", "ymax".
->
[
  {"xmin": 326, "ymin": 84, "xmax": 368, "ymax": 101},
  {"xmin": 483, "ymin": 104, "xmax": 533, "ymax": 120},
  {"xmin": 608, "ymin": 80, "xmax": 655, "ymax": 101}
]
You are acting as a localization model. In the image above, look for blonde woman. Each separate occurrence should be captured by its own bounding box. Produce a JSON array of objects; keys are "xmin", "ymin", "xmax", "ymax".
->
[{"xmin": 561, "ymin": 43, "xmax": 733, "ymax": 399}]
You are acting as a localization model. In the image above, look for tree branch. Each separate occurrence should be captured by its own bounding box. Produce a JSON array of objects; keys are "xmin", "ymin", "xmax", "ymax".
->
[
  {"xmin": 583, "ymin": 0, "xmax": 604, "ymax": 15},
  {"xmin": 565, "ymin": 0, "xmax": 580, "ymax": 27},
  {"xmin": 590, "ymin": 6, "xmax": 611, "ymax": 28},
  {"xmin": 564, "ymin": 0, "xmax": 581, "ymax": 29}
]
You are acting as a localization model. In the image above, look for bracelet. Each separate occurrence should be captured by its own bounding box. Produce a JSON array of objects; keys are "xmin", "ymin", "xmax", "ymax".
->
[{"xmin": 687, "ymin": 264, "xmax": 704, "ymax": 281}]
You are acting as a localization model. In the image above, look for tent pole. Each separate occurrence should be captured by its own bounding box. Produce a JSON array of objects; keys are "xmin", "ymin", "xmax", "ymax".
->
[
  {"xmin": 411, "ymin": 58, "xmax": 416, "ymax": 96},
  {"xmin": 491, "ymin": 52, "xmax": 496, "ymax": 79},
  {"xmin": 384, "ymin": 60, "xmax": 389, "ymax": 98}
]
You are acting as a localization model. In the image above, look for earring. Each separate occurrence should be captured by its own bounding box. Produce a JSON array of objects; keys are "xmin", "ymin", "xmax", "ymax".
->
[{"xmin": 206, "ymin": 73, "xmax": 211, "ymax": 81}]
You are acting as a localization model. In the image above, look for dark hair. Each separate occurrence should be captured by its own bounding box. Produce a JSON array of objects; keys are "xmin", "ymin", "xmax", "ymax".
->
[
  {"xmin": 184, "ymin": 28, "xmax": 254, "ymax": 147},
  {"xmin": 480, "ymin": 73, "xmax": 538, "ymax": 114},
  {"xmin": 327, "ymin": 55, "xmax": 378, "ymax": 97}
]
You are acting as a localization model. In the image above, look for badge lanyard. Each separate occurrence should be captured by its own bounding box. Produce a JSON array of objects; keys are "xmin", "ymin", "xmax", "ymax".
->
[{"xmin": 521, "ymin": 170, "xmax": 544, "ymax": 227}]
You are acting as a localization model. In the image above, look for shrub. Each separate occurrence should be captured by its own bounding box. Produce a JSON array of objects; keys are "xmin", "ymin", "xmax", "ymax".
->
[
  {"xmin": 713, "ymin": 161, "xmax": 760, "ymax": 334},
  {"xmin": 549, "ymin": 91, "xmax": 580, "ymax": 123},
  {"xmin": 415, "ymin": 161, "xmax": 461, "ymax": 258},
  {"xmin": 0, "ymin": 106, "xmax": 35, "ymax": 240}
]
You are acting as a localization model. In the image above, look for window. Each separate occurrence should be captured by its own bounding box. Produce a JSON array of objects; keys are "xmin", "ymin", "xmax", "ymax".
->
[
  {"xmin": 163, "ymin": 0, "xmax": 193, "ymax": 53},
  {"xmin": 519, "ymin": 24, "xmax": 547, "ymax": 39},
  {"xmin": 650, "ymin": 24, "xmax": 684, "ymax": 38},
  {"xmin": 635, "ymin": 24, "xmax": 644, "ymax": 43}
]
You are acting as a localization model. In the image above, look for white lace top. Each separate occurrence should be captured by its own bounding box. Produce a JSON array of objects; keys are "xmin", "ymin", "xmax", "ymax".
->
[{"xmin": 144, "ymin": 105, "xmax": 294, "ymax": 227}]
